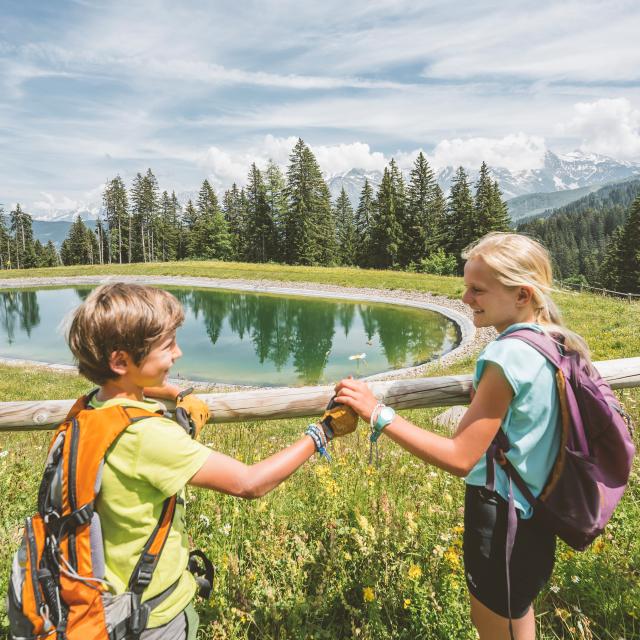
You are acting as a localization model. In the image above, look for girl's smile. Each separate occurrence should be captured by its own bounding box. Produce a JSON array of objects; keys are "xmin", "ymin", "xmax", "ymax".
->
[{"xmin": 462, "ymin": 257, "xmax": 536, "ymax": 333}]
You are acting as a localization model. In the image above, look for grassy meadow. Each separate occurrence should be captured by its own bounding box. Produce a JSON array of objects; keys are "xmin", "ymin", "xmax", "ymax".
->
[{"xmin": 1, "ymin": 263, "xmax": 639, "ymax": 639}]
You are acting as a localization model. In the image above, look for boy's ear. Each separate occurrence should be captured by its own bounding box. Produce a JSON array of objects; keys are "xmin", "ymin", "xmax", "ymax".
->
[
  {"xmin": 109, "ymin": 350, "xmax": 132, "ymax": 376},
  {"xmin": 515, "ymin": 286, "xmax": 534, "ymax": 306}
]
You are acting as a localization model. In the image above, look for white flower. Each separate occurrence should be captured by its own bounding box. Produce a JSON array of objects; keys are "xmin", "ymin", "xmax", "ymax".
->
[
  {"xmin": 550, "ymin": 585, "xmax": 560, "ymax": 593},
  {"xmin": 0, "ymin": 450, "xmax": 8, "ymax": 458},
  {"xmin": 571, "ymin": 575, "xmax": 580, "ymax": 583},
  {"xmin": 349, "ymin": 353, "xmax": 367, "ymax": 361},
  {"xmin": 220, "ymin": 523, "xmax": 232, "ymax": 536},
  {"xmin": 199, "ymin": 515, "xmax": 210, "ymax": 527}
]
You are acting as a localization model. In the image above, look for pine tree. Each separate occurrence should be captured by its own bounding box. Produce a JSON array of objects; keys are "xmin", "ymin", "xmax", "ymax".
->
[
  {"xmin": 245, "ymin": 164, "xmax": 277, "ymax": 262},
  {"xmin": 613, "ymin": 196, "xmax": 640, "ymax": 293},
  {"xmin": 334, "ymin": 188, "xmax": 358, "ymax": 266},
  {"xmin": 10, "ymin": 204, "xmax": 37, "ymax": 269},
  {"xmin": 103, "ymin": 175, "xmax": 129, "ymax": 263},
  {"xmin": 157, "ymin": 190, "xmax": 180, "ymax": 262},
  {"xmin": 190, "ymin": 180, "xmax": 232, "ymax": 260},
  {"xmin": 428, "ymin": 184, "xmax": 448, "ymax": 255},
  {"xmin": 284, "ymin": 139, "xmax": 336, "ymax": 265},
  {"xmin": 182, "ymin": 200, "xmax": 198, "ymax": 259},
  {"xmin": 264, "ymin": 161, "xmax": 288, "ymax": 262},
  {"xmin": 223, "ymin": 184, "xmax": 245, "ymax": 261},
  {"xmin": 473, "ymin": 161, "xmax": 494, "ymax": 238},
  {"xmin": 0, "ymin": 207, "xmax": 10, "ymax": 269},
  {"xmin": 445, "ymin": 167, "xmax": 475, "ymax": 272},
  {"xmin": 599, "ymin": 227, "xmax": 624, "ymax": 291},
  {"xmin": 94, "ymin": 217, "xmax": 108, "ymax": 265},
  {"xmin": 129, "ymin": 169, "xmax": 160, "ymax": 262},
  {"xmin": 60, "ymin": 216, "xmax": 93, "ymax": 265},
  {"xmin": 402, "ymin": 152, "xmax": 441, "ymax": 267},
  {"xmin": 354, "ymin": 179, "xmax": 375, "ymax": 266},
  {"xmin": 369, "ymin": 165, "xmax": 403, "ymax": 269},
  {"xmin": 491, "ymin": 180, "xmax": 511, "ymax": 231},
  {"xmin": 40, "ymin": 240, "xmax": 60, "ymax": 267}
]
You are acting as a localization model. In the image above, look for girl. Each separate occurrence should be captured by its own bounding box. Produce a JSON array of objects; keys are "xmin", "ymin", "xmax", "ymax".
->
[{"xmin": 335, "ymin": 232, "xmax": 590, "ymax": 640}]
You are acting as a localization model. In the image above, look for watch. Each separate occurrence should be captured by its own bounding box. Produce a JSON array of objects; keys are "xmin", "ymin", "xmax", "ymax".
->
[
  {"xmin": 370, "ymin": 404, "xmax": 396, "ymax": 442},
  {"xmin": 375, "ymin": 405, "xmax": 396, "ymax": 430}
]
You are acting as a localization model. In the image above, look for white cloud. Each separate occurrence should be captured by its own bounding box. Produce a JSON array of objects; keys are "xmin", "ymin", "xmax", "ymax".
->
[
  {"xmin": 198, "ymin": 147, "xmax": 249, "ymax": 187},
  {"xmin": 430, "ymin": 134, "xmax": 547, "ymax": 171},
  {"xmin": 560, "ymin": 98, "xmax": 640, "ymax": 160},
  {"xmin": 311, "ymin": 142, "xmax": 387, "ymax": 175},
  {"xmin": 31, "ymin": 184, "xmax": 105, "ymax": 218},
  {"xmin": 199, "ymin": 137, "xmax": 388, "ymax": 184}
]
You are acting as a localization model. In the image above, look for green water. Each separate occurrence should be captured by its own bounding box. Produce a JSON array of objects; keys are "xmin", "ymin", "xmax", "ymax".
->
[{"xmin": 0, "ymin": 286, "xmax": 459, "ymax": 386}]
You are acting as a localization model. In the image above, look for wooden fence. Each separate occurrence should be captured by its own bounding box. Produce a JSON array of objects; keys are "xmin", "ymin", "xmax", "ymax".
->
[
  {"xmin": 2, "ymin": 357, "xmax": 639, "ymax": 431},
  {"xmin": 557, "ymin": 280, "xmax": 640, "ymax": 302}
]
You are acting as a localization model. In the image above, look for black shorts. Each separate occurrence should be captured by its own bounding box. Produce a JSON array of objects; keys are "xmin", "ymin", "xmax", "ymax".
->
[{"xmin": 463, "ymin": 484, "xmax": 556, "ymax": 619}]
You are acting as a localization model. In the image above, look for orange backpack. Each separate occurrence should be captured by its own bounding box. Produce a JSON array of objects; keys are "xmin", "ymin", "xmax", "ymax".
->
[{"xmin": 7, "ymin": 393, "xmax": 213, "ymax": 640}]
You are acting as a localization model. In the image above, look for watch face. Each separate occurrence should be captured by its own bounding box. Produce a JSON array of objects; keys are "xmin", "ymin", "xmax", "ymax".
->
[{"xmin": 380, "ymin": 406, "xmax": 395, "ymax": 424}]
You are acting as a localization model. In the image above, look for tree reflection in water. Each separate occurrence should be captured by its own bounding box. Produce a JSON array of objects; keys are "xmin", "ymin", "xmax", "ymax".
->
[{"xmin": 0, "ymin": 290, "xmax": 41, "ymax": 343}]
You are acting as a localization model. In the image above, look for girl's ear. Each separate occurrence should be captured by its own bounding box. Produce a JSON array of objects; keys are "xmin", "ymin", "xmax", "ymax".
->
[
  {"xmin": 109, "ymin": 350, "xmax": 131, "ymax": 376},
  {"xmin": 515, "ymin": 286, "xmax": 534, "ymax": 307}
]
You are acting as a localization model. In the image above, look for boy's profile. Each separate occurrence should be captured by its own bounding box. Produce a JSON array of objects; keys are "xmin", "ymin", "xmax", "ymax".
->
[{"xmin": 57, "ymin": 282, "xmax": 356, "ymax": 639}]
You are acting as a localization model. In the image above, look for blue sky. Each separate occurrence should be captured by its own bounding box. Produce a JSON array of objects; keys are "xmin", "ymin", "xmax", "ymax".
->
[{"xmin": 2, "ymin": 0, "xmax": 640, "ymax": 216}]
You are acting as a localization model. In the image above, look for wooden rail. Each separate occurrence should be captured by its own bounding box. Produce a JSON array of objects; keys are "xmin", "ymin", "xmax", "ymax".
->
[{"xmin": 2, "ymin": 357, "xmax": 639, "ymax": 431}]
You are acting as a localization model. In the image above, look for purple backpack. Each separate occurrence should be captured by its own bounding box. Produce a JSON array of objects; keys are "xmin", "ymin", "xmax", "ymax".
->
[
  {"xmin": 487, "ymin": 328, "xmax": 635, "ymax": 637},
  {"xmin": 489, "ymin": 328, "xmax": 635, "ymax": 550}
]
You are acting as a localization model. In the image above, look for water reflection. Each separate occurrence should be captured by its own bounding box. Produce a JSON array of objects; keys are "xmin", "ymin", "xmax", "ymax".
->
[
  {"xmin": 0, "ymin": 287, "xmax": 458, "ymax": 385},
  {"xmin": 0, "ymin": 290, "xmax": 40, "ymax": 343}
]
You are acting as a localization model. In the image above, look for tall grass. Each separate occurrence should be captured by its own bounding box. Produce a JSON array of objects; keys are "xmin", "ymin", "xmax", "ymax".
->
[{"xmin": 0, "ymin": 265, "xmax": 639, "ymax": 638}]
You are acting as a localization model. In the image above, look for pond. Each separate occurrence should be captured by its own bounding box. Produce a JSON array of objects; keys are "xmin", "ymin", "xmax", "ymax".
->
[{"xmin": 0, "ymin": 286, "xmax": 460, "ymax": 386}]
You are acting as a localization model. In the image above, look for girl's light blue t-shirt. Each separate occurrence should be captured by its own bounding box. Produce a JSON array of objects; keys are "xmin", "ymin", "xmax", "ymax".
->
[{"xmin": 465, "ymin": 323, "xmax": 560, "ymax": 518}]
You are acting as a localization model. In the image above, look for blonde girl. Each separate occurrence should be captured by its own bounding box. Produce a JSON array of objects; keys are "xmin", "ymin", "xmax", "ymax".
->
[{"xmin": 335, "ymin": 232, "xmax": 587, "ymax": 640}]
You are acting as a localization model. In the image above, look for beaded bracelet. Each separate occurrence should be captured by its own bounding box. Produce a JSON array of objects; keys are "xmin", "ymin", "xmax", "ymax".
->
[{"xmin": 305, "ymin": 423, "xmax": 332, "ymax": 462}]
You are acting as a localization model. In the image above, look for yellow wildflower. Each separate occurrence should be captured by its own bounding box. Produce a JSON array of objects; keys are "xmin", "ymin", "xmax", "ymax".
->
[
  {"xmin": 403, "ymin": 598, "xmax": 411, "ymax": 609},
  {"xmin": 408, "ymin": 564, "xmax": 422, "ymax": 580},
  {"xmin": 444, "ymin": 547, "xmax": 461, "ymax": 569},
  {"xmin": 363, "ymin": 587, "xmax": 375, "ymax": 602}
]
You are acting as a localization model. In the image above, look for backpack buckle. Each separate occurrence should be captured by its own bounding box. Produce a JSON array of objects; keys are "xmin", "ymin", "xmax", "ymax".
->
[{"xmin": 128, "ymin": 602, "xmax": 150, "ymax": 637}]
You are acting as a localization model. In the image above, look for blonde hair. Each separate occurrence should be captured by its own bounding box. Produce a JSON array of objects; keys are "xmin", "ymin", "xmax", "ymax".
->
[
  {"xmin": 462, "ymin": 232, "xmax": 590, "ymax": 360},
  {"xmin": 67, "ymin": 283, "xmax": 184, "ymax": 385}
]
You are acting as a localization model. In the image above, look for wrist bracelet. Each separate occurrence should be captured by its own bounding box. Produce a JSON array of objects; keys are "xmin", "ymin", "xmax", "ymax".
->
[{"xmin": 305, "ymin": 423, "xmax": 332, "ymax": 462}]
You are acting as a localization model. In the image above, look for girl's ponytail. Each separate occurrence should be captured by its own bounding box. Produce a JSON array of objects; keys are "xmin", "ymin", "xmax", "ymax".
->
[{"xmin": 462, "ymin": 233, "xmax": 591, "ymax": 362}]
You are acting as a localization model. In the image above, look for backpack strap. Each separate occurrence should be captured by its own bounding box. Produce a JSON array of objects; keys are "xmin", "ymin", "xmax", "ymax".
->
[
  {"xmin": 499, "ymin": 328, "xmax": 565, "ymax": 369},
  {"xmin": 127, "ymin": 495, "xmax": 179, "ymax": 637},
  {"xmin": 64, "ymin": 388, "xmax": 100, "ymax": 421}
]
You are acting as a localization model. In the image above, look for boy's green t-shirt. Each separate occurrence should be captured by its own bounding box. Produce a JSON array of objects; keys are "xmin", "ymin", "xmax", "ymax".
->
[{"xmin": 90, "ymin": 396, "xmax": 211, "ymax": 627}]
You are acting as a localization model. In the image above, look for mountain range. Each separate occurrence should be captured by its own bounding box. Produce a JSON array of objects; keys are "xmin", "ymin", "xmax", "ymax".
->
[{"xmin": 19, "ymin": 150, "xmax": 640, "ymax": 238}]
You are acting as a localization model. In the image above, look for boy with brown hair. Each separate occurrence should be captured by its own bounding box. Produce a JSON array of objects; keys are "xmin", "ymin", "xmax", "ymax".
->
[{"xmin": 65, "ymin": 282, "xmax": 356, "ymax": 639}]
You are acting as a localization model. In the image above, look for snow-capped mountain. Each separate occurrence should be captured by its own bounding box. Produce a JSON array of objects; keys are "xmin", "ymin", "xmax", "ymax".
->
[
  {"xmin": 327, "ymin": 151, "xmax": 640, "ymax": 206},
  {"xmin": 326, "ymin": 168, "xmax": 383, "ymax": 207}
]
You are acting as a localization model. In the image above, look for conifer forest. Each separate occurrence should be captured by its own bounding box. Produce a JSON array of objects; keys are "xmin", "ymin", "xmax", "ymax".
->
[{"xmin": 2, "ymin": 137, "xmax": 639, "ymax": 292}]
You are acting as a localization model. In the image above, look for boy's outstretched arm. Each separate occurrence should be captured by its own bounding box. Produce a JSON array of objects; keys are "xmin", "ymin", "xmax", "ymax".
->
[{"xmin": 188, "ymin": 436, "xmax": 316, "ymax": 499}]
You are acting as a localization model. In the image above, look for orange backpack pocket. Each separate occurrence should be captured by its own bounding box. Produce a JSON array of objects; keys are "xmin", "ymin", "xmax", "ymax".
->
[{"xmin": 8, "ymin": 515, "xmax": 56, "ymax": 638}]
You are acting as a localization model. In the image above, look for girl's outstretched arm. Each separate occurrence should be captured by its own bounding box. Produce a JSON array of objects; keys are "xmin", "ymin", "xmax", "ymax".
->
[
  {"xmin": 188, "ymin": 436, "xmax": 317, "ymax": 498},
  {"xmin": 334, "ymin": 364, "xmax": 513, "ymax": 476}
]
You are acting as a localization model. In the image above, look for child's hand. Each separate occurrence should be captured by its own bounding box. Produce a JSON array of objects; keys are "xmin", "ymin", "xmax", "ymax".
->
[
  {"xmin": 176, "ymin": 391, "xmax": 210, "ymax": 440},
  {"xmin": 334, "ymin": 378, "xmax": 379, "ymax": 423},
  {"xmin": 320, "ymin": 401, "xmax": 358, "ymax": 438}
]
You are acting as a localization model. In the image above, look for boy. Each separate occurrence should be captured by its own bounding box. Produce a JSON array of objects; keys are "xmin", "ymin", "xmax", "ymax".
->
[{"xmin": 67, "ymin": 282, "xmax": 356, "ymax": 639}]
